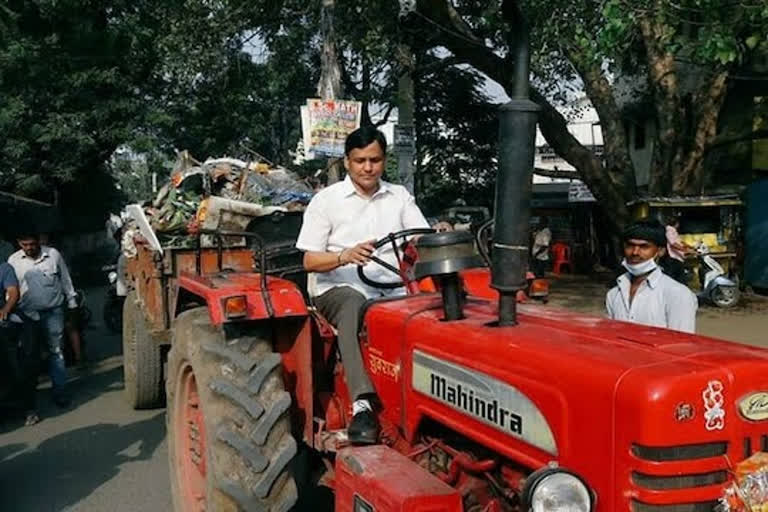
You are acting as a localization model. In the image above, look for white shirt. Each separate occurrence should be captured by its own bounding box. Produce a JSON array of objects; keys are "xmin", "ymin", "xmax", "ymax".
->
[
  {"xmin": 533, "ymin": 228, "xmax": 551, "ymax": 261},
  {"xmin": 605, "ymin": 267, "xmax": 698, "ymax": 333},
  {"xmin": 8, "ymin": 246, "xmax": 78, "ymax": 314},
  {"xmin": 296, "ymin": 176, "xmax": 429, "ymax": 299}
]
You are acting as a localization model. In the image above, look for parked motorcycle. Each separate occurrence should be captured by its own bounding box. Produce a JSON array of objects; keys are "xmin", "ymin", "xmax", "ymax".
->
[
  {"xmin": 690, "ymin": 240, "xmax": 740, "ymax": 308},
  {"xmin": 102, "ymin": 263, "xmax": 125, "ymax": 333}
]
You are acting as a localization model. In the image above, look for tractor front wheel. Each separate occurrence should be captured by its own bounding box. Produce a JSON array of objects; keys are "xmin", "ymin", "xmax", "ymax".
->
[{"xmin": 167, "ymin": 307, "xmax": 297, "ymax": 512}]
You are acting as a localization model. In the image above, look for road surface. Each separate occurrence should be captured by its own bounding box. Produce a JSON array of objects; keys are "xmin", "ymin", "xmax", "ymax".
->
[{"xmin": 0, "ymin": 287, "xmax": 172, "ymax": 512}]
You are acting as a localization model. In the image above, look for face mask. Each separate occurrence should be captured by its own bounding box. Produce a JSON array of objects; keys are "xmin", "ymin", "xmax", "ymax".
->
[{"xmin": 622, "ymin": 258, "xmax": 657, "ymax": 277}]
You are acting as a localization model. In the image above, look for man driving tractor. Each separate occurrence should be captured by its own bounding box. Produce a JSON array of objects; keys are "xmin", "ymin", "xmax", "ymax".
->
[{"xmin": 296, "ymin": 126, "xmax": 429, "ymax": 445}]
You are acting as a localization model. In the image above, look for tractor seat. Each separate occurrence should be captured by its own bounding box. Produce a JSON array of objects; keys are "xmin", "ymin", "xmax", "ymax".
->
[{"xmin": 308, "ymin": 305, "xmax": 338, "ymax": 337}]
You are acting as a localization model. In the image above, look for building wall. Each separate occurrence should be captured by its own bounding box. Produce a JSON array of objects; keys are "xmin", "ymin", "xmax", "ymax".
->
[{"xmin": 534, "ymin": 107, "xmax": 602, "ymax": 185}]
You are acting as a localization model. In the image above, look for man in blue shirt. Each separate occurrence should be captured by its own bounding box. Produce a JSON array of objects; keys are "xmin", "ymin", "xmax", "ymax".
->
[
  {"xmin": 0, "ymin": 261, "xmax": 40, "ymax": 425},
  {"xmin": 0, "ymin": 262, "xmax": 19, "ymax": 320}
]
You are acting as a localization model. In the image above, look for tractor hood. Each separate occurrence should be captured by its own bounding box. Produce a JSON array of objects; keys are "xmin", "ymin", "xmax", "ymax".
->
[{"xmin": 363, "ymin": 295, "xmax": 768, "ymax": 506}]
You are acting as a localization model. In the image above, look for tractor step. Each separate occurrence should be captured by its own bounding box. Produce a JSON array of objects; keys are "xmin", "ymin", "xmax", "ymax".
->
[{"xmin": 335, "ymin": 445, "xmax": 462, "ymax": 512}]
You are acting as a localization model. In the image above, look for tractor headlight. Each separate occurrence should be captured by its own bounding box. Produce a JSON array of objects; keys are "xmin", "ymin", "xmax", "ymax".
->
[
  {"xmin": 108, "ymin": 271, "xmax": 118, "ymax": 285},
  {"xmin": 523, "ymin": 467, "xmax": 593, "ymax": 512}
]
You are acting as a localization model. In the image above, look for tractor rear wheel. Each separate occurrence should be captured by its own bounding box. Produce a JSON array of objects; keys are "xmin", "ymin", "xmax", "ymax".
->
[
  {"xmin": 122, "ymin": 290, "xmax": 164, "ymax": 409},
  {"xmin": 167, "ymin": 307, "xmax": 297, "ymax": 512}
]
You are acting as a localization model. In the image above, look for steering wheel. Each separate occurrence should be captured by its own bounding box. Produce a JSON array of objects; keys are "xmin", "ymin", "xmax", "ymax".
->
[{"xmin": 356, "ymin": 228, "xmax": 436, "ymax": 289}]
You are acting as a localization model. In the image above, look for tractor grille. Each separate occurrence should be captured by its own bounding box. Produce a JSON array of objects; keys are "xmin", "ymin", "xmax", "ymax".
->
[
  {"xmin": 743, "ymin": 435, "xmax": 768, "ymax": 459},
  {"xmin": 631, "ymin": 442, "xmax": 728, "ymax": 462},
  {"xmin": 630, "ymin": 442, "xmax": 729, "ymax": 512},
  {"xmin": 631, "ymin": 501, "xmax": 719, "ymax": 512},
  {"xmin": 632, "ymin": 471, "xmax": 727, "ymax": 490}
]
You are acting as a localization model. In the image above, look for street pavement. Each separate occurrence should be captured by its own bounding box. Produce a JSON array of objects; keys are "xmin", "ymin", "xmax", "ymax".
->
[{"xmin": 0, "ymin": 286, "xmax": 172, "ymax": 512}]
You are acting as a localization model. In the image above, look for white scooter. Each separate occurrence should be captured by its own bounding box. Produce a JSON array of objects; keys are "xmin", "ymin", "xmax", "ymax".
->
[{"xmin": 693, "ymin": 240, "xmax": 740, "ymax": 308}]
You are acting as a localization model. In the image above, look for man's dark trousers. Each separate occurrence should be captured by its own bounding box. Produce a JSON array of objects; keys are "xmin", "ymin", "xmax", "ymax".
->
[
  {"xmin": 0, "ymin": 320, "xmax": 39, "ymax": 412},
  {"xmin": 314, "ymin": 286, "xmax": 374, "ymax": 401}
]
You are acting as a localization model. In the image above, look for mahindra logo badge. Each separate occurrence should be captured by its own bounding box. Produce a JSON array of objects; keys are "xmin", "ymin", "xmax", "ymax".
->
[{"xmin": 739, "ymin": 392, "xmax": 768, "ymax": 421}]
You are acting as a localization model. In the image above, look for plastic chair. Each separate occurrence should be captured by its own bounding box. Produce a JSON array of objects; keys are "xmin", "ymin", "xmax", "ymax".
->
[{"xmin": 551, "ymin": 242, "xmax": 573, "ymax": 275}]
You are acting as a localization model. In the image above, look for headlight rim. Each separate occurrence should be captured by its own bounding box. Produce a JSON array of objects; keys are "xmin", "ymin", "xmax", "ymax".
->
[{"xmin": 521, "ymin": 466, "xmax": 594, "ymax": 512}]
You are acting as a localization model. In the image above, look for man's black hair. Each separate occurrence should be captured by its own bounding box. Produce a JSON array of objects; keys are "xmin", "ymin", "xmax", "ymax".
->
[
  {"xmin": 344, "ymin": 125, "xmax": 387, "ymax": 156},
  {"xmin": 539, "ymin": 216, "xmax": 550, "ymax": 227},
  {"xmin": 622, "ymin": 219, "xmax": 666, "ymax": 247},
  {"xmin": 15, "ymin": 231, "xmax": 39, "ymax": 241}
]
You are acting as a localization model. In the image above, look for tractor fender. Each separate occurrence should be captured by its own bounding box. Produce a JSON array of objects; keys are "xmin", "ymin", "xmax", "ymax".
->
[{"xmin": 175, "ymin": 272, "xmax": 308, "ymax": 326}]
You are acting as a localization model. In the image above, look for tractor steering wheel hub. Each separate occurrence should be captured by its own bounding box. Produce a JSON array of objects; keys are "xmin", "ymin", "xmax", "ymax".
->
[{"xmin": 414, "ymin": 231, "xmax": 483, "ymax": 280}]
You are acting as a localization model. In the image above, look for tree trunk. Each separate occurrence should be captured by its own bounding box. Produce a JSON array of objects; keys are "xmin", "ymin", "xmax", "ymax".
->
[
  {"xmin": 638, "ymin": 14, "xmax": 686, "ymax": 195},
  {"xmin": 396, "ymin": 43, "xmax": 416, "ymax": 194},
  {"xmin": 563, "ymin": 48, "xmax": 635, "ymax": 200},
  {"xmin": 318, "ymin": 0, "xmax": 342, "ymax": 184},
  {"xmin": 674, "ymin": 72, "xmax": 729, "ymax": 193},
  {"xmin": 317, "ymin": 0, "xmax": 342, "ymax": 101},
  {"xmin": 638, "ymin": 11, "xmax": 732, "ymax": 196}
]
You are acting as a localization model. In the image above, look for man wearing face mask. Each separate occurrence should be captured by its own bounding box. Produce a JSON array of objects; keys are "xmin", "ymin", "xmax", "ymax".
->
[{"xmin": 606, "ymin": 219, "xmax": 697, "ymax": 333}]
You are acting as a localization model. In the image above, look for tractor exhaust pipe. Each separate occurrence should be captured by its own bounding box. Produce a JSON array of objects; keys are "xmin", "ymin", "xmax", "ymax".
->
[{"xmin": 491, "ymin": 3, "xmax": 539, "ymax": 326}]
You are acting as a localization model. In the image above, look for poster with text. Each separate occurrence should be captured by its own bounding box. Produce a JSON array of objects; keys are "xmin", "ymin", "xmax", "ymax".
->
[{"xmin": 305, "ymin": 99, "xmax": 362, "ymax": 157}]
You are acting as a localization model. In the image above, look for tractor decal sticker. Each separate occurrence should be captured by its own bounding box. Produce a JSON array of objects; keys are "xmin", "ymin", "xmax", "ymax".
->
[
  {"xmin": 412, "ymin": 350, "xmax": 558, "ymax": 455},
  {"xmin": 368, "ymin": 353, "xmax": 399, "ymax": 381},
  {"xmin": 702, "ymin": 380, "xmax": 726, "ymax": 431},
  {"xmin": 675, "ymin": 402, "xmax": 695, "ymax": 422},
  {"xmin": 367, "ymin": 347, "xmax": 399, "ymax": 381}
]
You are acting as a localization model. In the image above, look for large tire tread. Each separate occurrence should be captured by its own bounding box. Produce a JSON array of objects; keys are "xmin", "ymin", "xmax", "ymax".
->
[
  {"xmin": 122, "ymin": 290, "xmax": 164, "ymax": 409},
  {"xmin": 167, "ymin": 307, "xmax": 298, "ymax": 512}
]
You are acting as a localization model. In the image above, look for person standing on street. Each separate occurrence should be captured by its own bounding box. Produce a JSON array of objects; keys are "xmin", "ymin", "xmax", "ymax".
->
[
  {"xmin": 531, "ymin": 217, "xmax": 551, "ymax": 277},
  {"xmin": 661, "ymin": 216, "xmax": 693, "ymax": 284},
  {"xmin": 296, "ymin": 126, "xmax": 430, "ymax": 444},
  {"xmin": 9, "ymin": 232, "xmax": 78, "ymax": 406},
  {"xmin": 606, "ymin": 219, "xmax": 698, "ymax": 333},
  {"xmin": 0, "ymin": 260, "xmax": 40, "ymax": 425}
]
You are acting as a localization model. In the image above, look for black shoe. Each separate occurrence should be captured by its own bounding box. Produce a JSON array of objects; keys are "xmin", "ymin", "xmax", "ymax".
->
[{"xmin": 348, "ymin": 410, "xmax": 379, "ymax": 445}]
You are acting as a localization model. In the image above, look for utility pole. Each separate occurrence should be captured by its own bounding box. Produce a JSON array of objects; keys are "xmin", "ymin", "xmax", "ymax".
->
[
  {"xmin": 395, "ymin": 1, "xmax": 419, "ymax": 194},
  {"xmin": 395, "ymin": 44, "xmax": 416, "ymax": 194},
  {"xmin": 318, "ymin": 0, "xmax": 344, "ymax": 184}
]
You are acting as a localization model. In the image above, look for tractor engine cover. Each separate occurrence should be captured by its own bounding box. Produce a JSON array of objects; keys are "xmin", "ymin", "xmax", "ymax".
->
[{"xmin": 334, "ymin": 445, "xmax": 462, "ymax": 512}]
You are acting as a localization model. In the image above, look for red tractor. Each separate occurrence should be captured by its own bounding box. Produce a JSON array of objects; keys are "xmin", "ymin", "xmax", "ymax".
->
[
  {"xmin": 121, "ymin": 6, "xmax": 768, "ymax": 511},
  {"xmin": 123, "ymin": 213, "xmax": 768, "ymax": 512}
]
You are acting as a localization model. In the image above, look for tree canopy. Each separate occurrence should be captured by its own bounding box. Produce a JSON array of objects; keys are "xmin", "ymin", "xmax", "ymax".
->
[
  {"xmin": 0, "ymin": 0, "xmax": 317, "ymax": 217},
  {"xmin": 2, "ymin": 0, "xmax": 766, "ymax": 230},
  {"xmin": 405, "ymin": 0, "xmax": 768, "ymax": 227}
]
